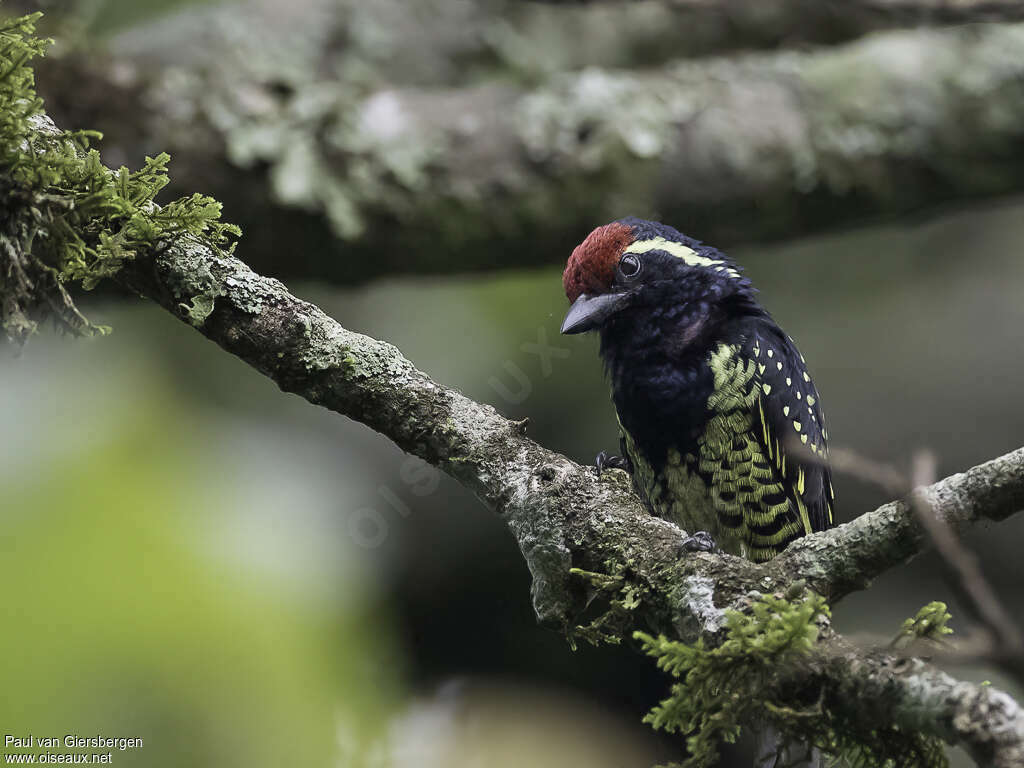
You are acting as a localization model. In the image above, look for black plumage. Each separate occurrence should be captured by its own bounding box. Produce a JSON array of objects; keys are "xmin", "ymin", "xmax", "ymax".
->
[{"xmin": 562, "ymin": 218, "xmax": 833, "ymax": 562}]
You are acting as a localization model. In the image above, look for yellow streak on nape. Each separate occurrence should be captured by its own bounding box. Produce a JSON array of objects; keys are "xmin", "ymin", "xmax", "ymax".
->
[{"xmin": 625, "ymin": 237, "xmax": 741, "ymax": 278}]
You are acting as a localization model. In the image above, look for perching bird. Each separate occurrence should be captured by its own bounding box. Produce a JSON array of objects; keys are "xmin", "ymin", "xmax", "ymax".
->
[
  {"xmin": 560, "ymin": 217, "xmax": 833, "ymax": 563},
  {"xmin": 561, "ymin": 218, "xmax": 832, "ymax": 767}
]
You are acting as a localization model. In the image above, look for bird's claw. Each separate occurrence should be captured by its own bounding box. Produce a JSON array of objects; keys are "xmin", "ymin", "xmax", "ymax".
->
[
  {"xmin": 595, "ymin": 451, "xmax": 632, "ymax": 477},
  {"xmin": 681, "ymin": 531, "xmax": 718, "ymax": 554}
]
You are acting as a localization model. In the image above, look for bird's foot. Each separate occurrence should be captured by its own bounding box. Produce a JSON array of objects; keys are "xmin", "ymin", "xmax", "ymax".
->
[
  {"xmin": 681, "ymin": 531, "xmax": 718, "ymax": 554},
  {"xmin": 595, "ymin": 451, "xmax": 632, "ymax": 477}
]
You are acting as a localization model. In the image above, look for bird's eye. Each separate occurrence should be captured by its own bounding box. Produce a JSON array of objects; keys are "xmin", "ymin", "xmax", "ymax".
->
[{"xmin": 619, "ymin": 254, "xmax": 642, "ymax": 279}]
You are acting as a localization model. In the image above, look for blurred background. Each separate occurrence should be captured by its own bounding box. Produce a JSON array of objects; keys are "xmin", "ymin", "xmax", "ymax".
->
[{"xmin": 2, "ymin": 1, "xmax": 1024, "ymax": 766}]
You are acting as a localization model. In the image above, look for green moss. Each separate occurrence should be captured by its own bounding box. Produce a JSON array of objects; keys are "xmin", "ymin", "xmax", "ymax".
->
[
  {"xmin": 635, "ymin": 593, "xmax": 827, "ymax": 767},
  {"xmin": 566, "ymin": 564, "xmax": 647, "ymax": 650},
  {"xmin": 636, "ymin": 593, "xmax": 948, "ymax": 768},
  {"xmin": 891, "ymin": 601, "xmax": 954, "ymax": 650},
  {"xmin": 0, "ymin": 11, "xmax": 239, "ymax": 342}
]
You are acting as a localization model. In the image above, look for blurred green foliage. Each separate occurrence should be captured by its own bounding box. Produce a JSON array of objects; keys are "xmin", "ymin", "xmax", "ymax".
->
[{"xmin": 0, "ymin": 350, "xmax": 398, "ymax": 767}]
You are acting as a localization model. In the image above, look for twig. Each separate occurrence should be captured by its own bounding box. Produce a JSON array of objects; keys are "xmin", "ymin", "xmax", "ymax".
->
[
  {"xmin": 827, "ymin": 446, "xmax": 908, "ymax": 497},
  {"xmin": 910, "ymin": 451, "xmax": 1024, "ymax": 689},
  {"xmin": 815, "ymin": 441, "xmax": 1024, "ymax": 687}
]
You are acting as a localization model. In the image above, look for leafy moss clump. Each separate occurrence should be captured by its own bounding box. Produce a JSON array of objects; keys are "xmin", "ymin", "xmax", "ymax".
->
[
  {"xmin": 636, "ymin": 593, "xmax": 829, "ymax": 767},
  {"xmin": 0, "ymin": 11, "xmax": 239, "ymax": 342},
  {"xmin": 891, "ymin": 601, "xmax": 954, "ymax": 650},
  {"xmin": 566, "ymin": 564, "xmax": 647, "ymax": 649},
  {"xmin": 636, "ymin": 593, "xmax": 949, "ymax": 768}
]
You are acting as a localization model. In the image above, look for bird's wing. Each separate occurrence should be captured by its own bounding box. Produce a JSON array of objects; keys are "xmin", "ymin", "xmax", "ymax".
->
[
  {"xmin": 742, "ymin": 323, "xmax": 834, "ymax": 538},
  {"xmin": 696, "ymin": 327, "xmax": 831, "ymax": 562}
]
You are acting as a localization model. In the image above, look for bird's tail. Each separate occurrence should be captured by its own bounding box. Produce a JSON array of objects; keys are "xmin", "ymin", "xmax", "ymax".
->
[{"xmin": 754, "ymin": 724, "xmax": 821, "ymax": 768}]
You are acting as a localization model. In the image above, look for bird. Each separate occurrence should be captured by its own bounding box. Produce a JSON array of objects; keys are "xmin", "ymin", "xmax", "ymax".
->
[
  {"xmin": 560, "ymin": 218, "xmax": 833, "ymax": 767},
  {"xmin": 560, "ymin": 217, "xmax": 834, "ymax": 565}
]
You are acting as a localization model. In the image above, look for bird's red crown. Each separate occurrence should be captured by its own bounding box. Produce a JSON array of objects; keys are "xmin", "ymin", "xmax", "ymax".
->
[{"xmin": 562, "ymin": 222, "xmax": 635, "ymax": 303}]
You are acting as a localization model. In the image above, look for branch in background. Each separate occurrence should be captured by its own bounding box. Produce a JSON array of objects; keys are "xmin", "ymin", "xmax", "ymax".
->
[
  {"xmin": 516, "ymin": 0, "xmax": 1024, "ymax": 58},
  {"xmin": 31, "ymin": 8, "xmax": 1024, "ymax": 284},
  {"xmin": 21, "ymin": 0, "xmax": 1024, "ymax": 73},
  {"xmin": 845, "ymin": 0, "xmax": 1024, "ymax": 20}
]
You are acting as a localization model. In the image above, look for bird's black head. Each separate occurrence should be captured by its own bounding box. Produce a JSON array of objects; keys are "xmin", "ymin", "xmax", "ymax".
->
[{"xmin": 560, "ymin": 218, "xmax": 756, "ymax": 348}]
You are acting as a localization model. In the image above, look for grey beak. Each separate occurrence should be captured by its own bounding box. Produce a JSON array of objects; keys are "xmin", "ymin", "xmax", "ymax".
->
[{"xmin": 560, "ymin": 292, "xmax": 631, "ymax": 334}]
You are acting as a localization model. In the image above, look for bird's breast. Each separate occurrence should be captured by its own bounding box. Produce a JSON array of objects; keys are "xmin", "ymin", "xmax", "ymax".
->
[{"xmin": 608, "ymin": 351, "xmax": 714, "ymax": 469}]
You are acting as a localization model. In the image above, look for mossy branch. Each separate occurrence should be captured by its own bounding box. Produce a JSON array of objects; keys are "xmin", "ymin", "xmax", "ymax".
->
[{"xmin": 32, "ymin": 9, "xmax": 1024, "ymax": 284}]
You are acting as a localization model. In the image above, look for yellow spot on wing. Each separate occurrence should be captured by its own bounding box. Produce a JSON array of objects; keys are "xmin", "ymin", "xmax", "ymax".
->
[
  {"xmin": 803, "ymin": 371, "xmax": 811, "ymax": 382},
  {"xmin": 794, "ymin": 421, "xmax": 801, "ymax": 432},
  {"xmin": 762, "ymin": 383, "xmax": 771, "ymax": 394},
  {"xmin": 807, "ymin": 395, "xmax": 816, "ymax": 406}
]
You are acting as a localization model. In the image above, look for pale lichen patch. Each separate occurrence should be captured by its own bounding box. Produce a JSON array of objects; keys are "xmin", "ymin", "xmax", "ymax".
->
[{"xmin": 684, "ymin": 575, "xmax": 725, "ymax": 633}]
